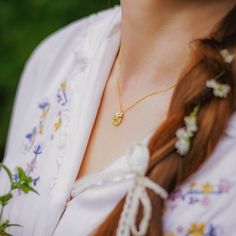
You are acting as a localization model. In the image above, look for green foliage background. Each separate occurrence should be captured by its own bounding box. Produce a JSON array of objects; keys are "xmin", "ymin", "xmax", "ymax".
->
[{"xmin": 0, "ymin": 0, "xmax": 120, "ymax": 161}]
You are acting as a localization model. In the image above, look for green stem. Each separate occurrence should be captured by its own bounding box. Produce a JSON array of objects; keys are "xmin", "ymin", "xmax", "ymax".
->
[{"xmin": 0, "ymin": 205, "xmax": 4, "ymax": 224}]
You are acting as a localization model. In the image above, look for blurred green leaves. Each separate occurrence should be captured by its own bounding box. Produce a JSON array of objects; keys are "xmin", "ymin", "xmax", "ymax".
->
[{"xmin": 0, "ymin": 0, "xmax": 119, "ymax": 161}]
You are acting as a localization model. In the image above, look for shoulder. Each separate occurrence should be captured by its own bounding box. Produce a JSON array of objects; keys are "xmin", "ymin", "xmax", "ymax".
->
[
  {"xmin": 41, "ymin": 6, "xmax": 119, "ymax": 46},
  {"xmin": 3, "ymin": 5, "xmax": 120, "ymax": 157},
  {"xmin": 15, "ymin": 5, "xmax": 121, "ymax": 105},
  {"xmin": 24, "ymin": 5, "xmax": 120, "ymax": 75}
]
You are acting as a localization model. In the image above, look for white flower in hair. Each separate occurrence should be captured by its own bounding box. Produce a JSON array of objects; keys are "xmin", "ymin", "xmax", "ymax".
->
[
  {"xmin": 176, "ymin": 127, "xmax": 190, "ymax": 139},
  {"xmin": 175, "ymin": 138, "xmax": 191, "ymax": 156},
  {"xmin": 220, "ymin": 49, "xmax": 234, "ymax": 64},
  {"xmin": 206, "ymin": 79, "xmax": 231, "ymax": 98},
  {"xmin": 184, "ymin": 116, "xmax": 198, "ymax": 133},
  {"xmin": 175, "ymin": 106, "xmax": 199, "ymax": 156}
]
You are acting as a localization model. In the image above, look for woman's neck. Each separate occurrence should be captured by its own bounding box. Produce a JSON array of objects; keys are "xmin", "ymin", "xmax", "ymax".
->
[{"xmin": 117, "ymin": 0, "xmax": 235, "ymax": 90}]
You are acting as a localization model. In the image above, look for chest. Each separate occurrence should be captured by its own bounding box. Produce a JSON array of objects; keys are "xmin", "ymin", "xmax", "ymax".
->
[{"xmin": 75, "ymin": 68, "xmax": 173, "ymax": 181}]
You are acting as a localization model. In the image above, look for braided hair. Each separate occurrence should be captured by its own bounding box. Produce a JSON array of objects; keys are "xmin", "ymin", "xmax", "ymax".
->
[{"xmin": 92, "ymin": 5, "xmax": 236, "ymax": 236}]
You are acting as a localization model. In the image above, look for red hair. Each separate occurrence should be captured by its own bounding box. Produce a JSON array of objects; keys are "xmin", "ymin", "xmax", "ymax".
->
[{"xmin": 92, "ymin": 5, "xmax": 236, "ymax": 236}]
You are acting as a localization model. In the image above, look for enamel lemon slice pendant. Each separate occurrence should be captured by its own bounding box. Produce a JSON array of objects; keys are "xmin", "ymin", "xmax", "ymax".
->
[{"xmin": 112, "ymin": 111, "xmax": 124, "ymax": 126}]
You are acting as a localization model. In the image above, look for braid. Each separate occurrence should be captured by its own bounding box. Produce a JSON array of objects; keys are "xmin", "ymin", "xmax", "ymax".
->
[{"xmin": 93, "ymin": 5, "xmax": 236, "ymax": 236}]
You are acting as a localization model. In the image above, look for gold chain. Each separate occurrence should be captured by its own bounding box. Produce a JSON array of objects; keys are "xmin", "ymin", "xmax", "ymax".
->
[{"xmin": 112, "ymin": 53, "xmax": 177, "ymax": 126}]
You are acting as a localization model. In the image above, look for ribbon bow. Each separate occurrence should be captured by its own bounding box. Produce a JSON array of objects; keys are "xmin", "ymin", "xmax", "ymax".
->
[{"xmin": 116, "ymin": 142, "xmax": 168, "ymax": 236}]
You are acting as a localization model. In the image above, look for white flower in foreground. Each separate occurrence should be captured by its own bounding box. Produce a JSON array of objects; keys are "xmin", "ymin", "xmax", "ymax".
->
[
  {"xmin": 206, "ymin": 79, "xmax": 231, "ymax": 98},
  {"xmin": 220, "ymin": 49, "xmax": 234, "ymax": 64}
]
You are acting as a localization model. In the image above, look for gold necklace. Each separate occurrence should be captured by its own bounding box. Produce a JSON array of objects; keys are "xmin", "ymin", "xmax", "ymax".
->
[{"xmin": 112, "ymin": 56, "xmax": 177, "ymax": 126}]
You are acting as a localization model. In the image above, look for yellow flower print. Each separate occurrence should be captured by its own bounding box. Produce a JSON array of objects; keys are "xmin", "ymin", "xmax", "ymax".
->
[
  {"xmin": 38, "ymin": 122, "xmax": 44, "ymax": 134},
  {"xmin": 187, "ymin": 223, "xmax": 205, "ymax": 236},
  {"xmin": 54, "ymin": 117, "xmax": 62, "ymax": 131},
  {"xmin": 57, "ymin": 80, "xmax": 68, "ymax": 106},
  {"xmin": 60, "ymin": 80, "xmax": 67, "ymax": 92},
  {"xmin": 40, "ymin": 107, "xmax": 50, "ymax": 119},
  {"xmin": 189, "ymin": 181, "xmax": 196, "ymax": 188},
  {"xmin": 38, "ymin": 102, "xmax": 50, "ymax": 119},
  {"xmin": 201, "ymin": 182, "xmax": 214, "ymax": 194}
]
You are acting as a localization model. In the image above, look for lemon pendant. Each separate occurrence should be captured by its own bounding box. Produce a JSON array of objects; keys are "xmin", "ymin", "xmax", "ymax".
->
[{"xmin": 112, "ymin": 111, "xmax": 124, "ymax": 126}]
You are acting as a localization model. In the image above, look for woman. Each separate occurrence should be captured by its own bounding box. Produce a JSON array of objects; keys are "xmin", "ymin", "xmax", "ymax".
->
[{"xmin": 0, "ymin": 0, "xmax": 236, "ymax": 235}]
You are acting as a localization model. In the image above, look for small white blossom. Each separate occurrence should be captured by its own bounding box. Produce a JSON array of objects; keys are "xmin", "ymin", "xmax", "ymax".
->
[
  {"xmin": 175, "ymin": 138, "xmax": 191, "ymax": 156},
  {"xmin": 175, "ymin": 106, "xmax": 199, "ymax": 156},
  {"xmin": 206, "ymin": 79, "xmax": 231, "ymax": 98},
  {"xmin": 220, "ymin": 49, "xmax": 234, "ymax": 64},
  {"xmin": 176, "ymin": 128, "xmax": 190, "ymax": 140},
  {"xmin": 184, "ymin": 116, "xmax": 198, "ymax": 134}
]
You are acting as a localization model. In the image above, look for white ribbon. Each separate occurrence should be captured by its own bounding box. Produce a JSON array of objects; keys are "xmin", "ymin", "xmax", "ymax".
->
[{"xmin": 116, "ymin": 143, "xmax": 168, "ymax": 236}]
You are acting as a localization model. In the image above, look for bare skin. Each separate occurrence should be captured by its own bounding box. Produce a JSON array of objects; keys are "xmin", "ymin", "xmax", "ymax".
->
[{"xmin": 75, "ymin": 0, "xmax": 235, "ymax": 180}]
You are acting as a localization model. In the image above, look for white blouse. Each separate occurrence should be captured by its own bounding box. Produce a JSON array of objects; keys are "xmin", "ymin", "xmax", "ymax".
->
[
  {"xmin": 52, "ymin": 131, "xmax": 154, "ymax": 235},
  {"xmin": 0, "ymin": 4, "xmax": 236, "ymax": 236}
]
